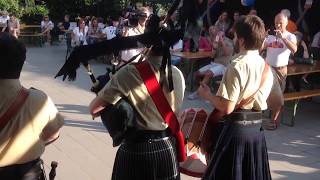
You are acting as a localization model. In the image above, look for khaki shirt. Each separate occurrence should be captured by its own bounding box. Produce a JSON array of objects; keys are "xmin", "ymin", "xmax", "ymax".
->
[
  {"xmin": 98, "ymin": 56, "xmax": 185, "ymax": 130},
  {"xmin": 0, "ymin": 80, "xmax": 64, "ymax": 167},
  {"xmin": 216, "ymin": 50, "xmax": 274, "ymax": 110}
]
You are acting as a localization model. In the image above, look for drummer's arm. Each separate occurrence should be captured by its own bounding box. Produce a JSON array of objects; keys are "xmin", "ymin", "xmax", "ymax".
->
[
  {"xmin": 198, "ymin": 82, "xmax": 236, "ymax": 115},
  {"xmin": 89, "ymin": 96, "xmax": 109, "ymax": 118}
]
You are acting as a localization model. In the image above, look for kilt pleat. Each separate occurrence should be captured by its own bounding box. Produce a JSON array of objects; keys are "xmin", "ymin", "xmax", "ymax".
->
[
  {"xmin": 112, "ymin": 137, "xmax": 180, "ymax": 180},
  {"xmin": 203, "ymin": 122, "xmax": 272, "ymax": 180}
]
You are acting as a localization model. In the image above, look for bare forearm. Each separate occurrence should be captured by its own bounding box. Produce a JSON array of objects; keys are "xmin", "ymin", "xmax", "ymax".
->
[
  {"xmin": 282, "ymin": 37, "xmax": 297, "ymax": 54},
  {"xmin": 89, "ymin": 96, "xmax": 108, "ymax": 116},
  {"xmin": 205, "ymin": 95, "xmax": 235, "ymax": 114}
]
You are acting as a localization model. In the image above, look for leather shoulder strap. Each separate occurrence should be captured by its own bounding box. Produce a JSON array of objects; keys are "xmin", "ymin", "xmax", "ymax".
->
[
  {"xmin": 135, "ymin": 61, "xmax": 186, "ymax": 162},
  {"xmin": 236, "ymin": 63, "xmax": 270, "ymax": 109},
  {"xmin": 0, "ymin": 87, "xmax": 29, "ymax": 130}
]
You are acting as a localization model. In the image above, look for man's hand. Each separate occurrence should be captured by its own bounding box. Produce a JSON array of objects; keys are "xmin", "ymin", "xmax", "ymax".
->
[
  {"xmin": 275, "ymin": 30, "xmax": 284, "ymax": 39},
  {"xmin": 198, "ymin": 82, "xmax": 212, "ymax": 100}
]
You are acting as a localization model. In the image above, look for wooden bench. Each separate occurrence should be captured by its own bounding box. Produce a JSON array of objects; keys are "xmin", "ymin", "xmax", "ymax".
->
[
  {"xmin": 19, "ymin": 24, "xmax": 44, "ymax": 46},
  {"xmin": 281, "ymin": 89, "xmax": 320, "ymax": 126}
]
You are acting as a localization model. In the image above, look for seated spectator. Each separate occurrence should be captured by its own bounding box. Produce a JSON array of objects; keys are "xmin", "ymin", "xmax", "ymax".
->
[
  {"xmin": 214, "ymin": 11, "xmax": 231, "ymax": 33},
  {"xmin": 0, "ymin": 32, "xmax": 64, "ymax": 180},
  {"xmin": 41, "ymin": 15, "xmax": 54, "ymax": 44},
  {"xmin": 227, "ymin": 11, "xmax": 241, "ymax": 39},
  {"xmin": 7, "ymin": 14, "xmax": 20, "ymax": 38},
  {"xmin": 86, "ymin": 17, "xmax": 103, "ymax": 44},
  {"xmin": 248, "ymin": 8, "xmax": 257, "ymax": 16},
  {"xmin": 102, "ymin": 18, "xmax": 117, "ymax": 40},
  {"xmin": 0, "ymin": 10, "xmax": 9, "ymax": 32},
  {"xmin": 287, "ymin": 31, "xmax": 311, "ymax": 91},
  {"xmin": 170, "ymin": 39, "xmax": 183, "ymax": 65},
  {"xmin": 71, "ymin": 18, "xmax": 88, "ymax": 47},
  {"xmin": 310, "ymin": 30, "xmax": 320, "ymax": 59},
  {"xmin": 188, "ymin": 25, "xmax": 234, "ymax": 100}
]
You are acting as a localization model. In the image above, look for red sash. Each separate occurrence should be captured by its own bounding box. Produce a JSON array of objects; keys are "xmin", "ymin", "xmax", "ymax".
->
[
  {"xmin": 0, "ymin": 87, "xmax": 29, "ymax": 130},
  {"xmin": 135, "ymin": 61, "xmax": 186, "ymax": 162}
]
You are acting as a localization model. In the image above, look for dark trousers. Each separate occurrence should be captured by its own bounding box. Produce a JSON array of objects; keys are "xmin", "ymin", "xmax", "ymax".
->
[{"xmin": 0, "ymin": 159, "xmax": 45, "ymax": 180}]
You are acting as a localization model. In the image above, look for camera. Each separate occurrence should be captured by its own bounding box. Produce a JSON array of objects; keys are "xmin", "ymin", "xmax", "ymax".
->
[{"xmin": 268, "ymin": 28, "xmax": 276, "ymax": 36}]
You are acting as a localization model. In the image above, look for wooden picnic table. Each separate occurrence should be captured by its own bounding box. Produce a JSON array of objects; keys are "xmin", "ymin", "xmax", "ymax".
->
[
  {"xmin": 287, "ymin": 60, "xmax": 320, "ymax": 76},
  {"xmin": 282, "ymin": 60, "xmax": 320, "ymax": 126},
  {"xmin": 171, "ymin": 51, "xmax": 212, "ymax": 91},
  {"xmin": 171, "ymin": 51, "xmax": 213, "ymax": 59}
]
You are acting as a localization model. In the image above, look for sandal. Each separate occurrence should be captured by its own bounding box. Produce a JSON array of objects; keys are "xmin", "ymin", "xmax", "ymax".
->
[{"xmin": 263, "ymin": 119, "xmax": 278, "ymax": 131}]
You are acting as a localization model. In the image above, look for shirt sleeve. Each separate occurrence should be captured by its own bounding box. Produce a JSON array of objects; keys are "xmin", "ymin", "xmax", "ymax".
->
[
  {"xmin": 216, "ymin": 65, "xmax": 241, "ymax": 103},
  {"xmin": 41, "ymin": 96, "xmax": 64, "ymax": 138},
  {"xmin": 288, "ymin": 33, "xmax": 297, "ymax": 44}
]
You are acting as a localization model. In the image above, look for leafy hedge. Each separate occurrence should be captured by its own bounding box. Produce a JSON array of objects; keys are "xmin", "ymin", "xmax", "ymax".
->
[{"xmin": 0, "ymin": 0, "xmax": 21, "ymax": 16}]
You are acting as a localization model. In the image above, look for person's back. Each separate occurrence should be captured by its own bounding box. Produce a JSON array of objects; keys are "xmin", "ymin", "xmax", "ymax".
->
[{"xmin": 0, "ymin": 32, "xmax": 64, "ymax": 180}]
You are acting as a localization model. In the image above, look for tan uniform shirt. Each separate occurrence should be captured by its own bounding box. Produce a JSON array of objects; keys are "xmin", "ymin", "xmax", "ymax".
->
[
  {"xmin": 98, "ymin": 56, "xmax": 185, "ymax": 130},
  {"xmin": 0, "ymin": 80, "xmax": 64, "ymax": 167},
  {"xmin": 216, "ymin": 50, "xmax": 274, "ymax": 110}
]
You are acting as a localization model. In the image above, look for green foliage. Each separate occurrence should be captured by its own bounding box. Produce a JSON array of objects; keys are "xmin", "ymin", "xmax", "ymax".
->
[
  {"xmin": 0, "ymin": 0, "xmax": 21, "ymax": 16},
  {"xmin": 21, "ymin": 4, "xmax": 49, "ymax": 24}
]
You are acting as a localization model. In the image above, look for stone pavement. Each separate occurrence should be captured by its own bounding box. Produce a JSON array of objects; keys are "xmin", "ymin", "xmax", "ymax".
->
[{"xmin": 20, "ymin": 44, "xmax": 320, "ymax": 180}]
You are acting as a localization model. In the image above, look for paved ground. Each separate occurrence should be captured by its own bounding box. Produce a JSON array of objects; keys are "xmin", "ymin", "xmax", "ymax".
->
[{"xmin": 20, "ymin": 44, "xmax": 320, "ymax": 180}]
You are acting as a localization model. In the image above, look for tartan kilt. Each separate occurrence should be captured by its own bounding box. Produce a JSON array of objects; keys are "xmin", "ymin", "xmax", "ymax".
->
[
  {"xmin": 112, "ymin": 137, "xmax": 180, "ymax": 180},
  {"xmin": 203, "ymin": 117, "xmax": 272, "ymax": 180}
]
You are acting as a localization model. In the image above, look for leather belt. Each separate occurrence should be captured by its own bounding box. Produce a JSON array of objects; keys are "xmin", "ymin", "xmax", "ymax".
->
[
  {"xmin": 233, "ymin": 119, "xmax": 262, "ymax": 126},
  {"xmin": 226, "ymin": 110, "xmax": 262, "ymax": 122},
  {"xmin": 272, "ymin": 65, "xmax": 287, "ymax": 70}
]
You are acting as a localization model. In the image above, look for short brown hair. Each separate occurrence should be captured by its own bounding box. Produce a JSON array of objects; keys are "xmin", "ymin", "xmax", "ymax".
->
[{"xmin": 234, "ymin": 15, "xmax": 265, "ymax": 50}]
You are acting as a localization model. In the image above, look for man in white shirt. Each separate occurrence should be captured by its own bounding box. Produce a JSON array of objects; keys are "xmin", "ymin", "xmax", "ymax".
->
[
  {"xmin": 264, "ymin": 13, "xmax": 297, "ymax": 130},
  {"xmin": 102, "ymin": 19, "xmax": 117, "ymax": 40}
]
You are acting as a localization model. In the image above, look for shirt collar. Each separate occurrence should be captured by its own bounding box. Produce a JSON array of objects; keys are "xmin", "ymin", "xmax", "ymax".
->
[{"xmin": 0, "ymin": 79, "xmax": 22, "ymax": 96}]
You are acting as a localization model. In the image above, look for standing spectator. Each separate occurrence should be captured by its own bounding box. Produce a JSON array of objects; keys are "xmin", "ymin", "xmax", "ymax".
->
[
  {"xmin": 0, "ymin": 32, "xmax": 64, "ymax": 180},
  {"xmin": 62, "ymin": 15, "xmax": 71, "ymax": 49},
  {"xmin": 264, "ymin": 13, "xmax": 297, "ymax": 130},
  {"xmin": 0, "ymin": 10, "xmax": 9, "ymax": 32},
  {"xmin": 41, "ymin": 15, "xmax": 54, "ymax": 44},
  {"xmin": 199, "ymin": 15, "xmax": 273, "ymax": 180},
  {"xmin": 7, "ymin": 14, "xmax": 20, "ymax": 38},
  {"xmin": 71, "ymin": 19, "xmax": 88, "ymax": 46},
  {"xmin": 214, "ymin": 11, "xmax": 231, "ymax": 33},
  {"xmin": 281, "ymin": 9, "xmax": 297, "ymax": 33},
  {"xmin": 120, "ymin": 7, "xmax": 151, "ymax": 63},
  {"xmin": 310, "ymin": 31, "xmax": 320, "ymax": 59}
]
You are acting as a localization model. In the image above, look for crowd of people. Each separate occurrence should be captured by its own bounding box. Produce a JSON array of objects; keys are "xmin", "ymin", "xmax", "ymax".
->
[{"xmin": 1, "ymin": 2, "xmax": 320, "ymax": 180}]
